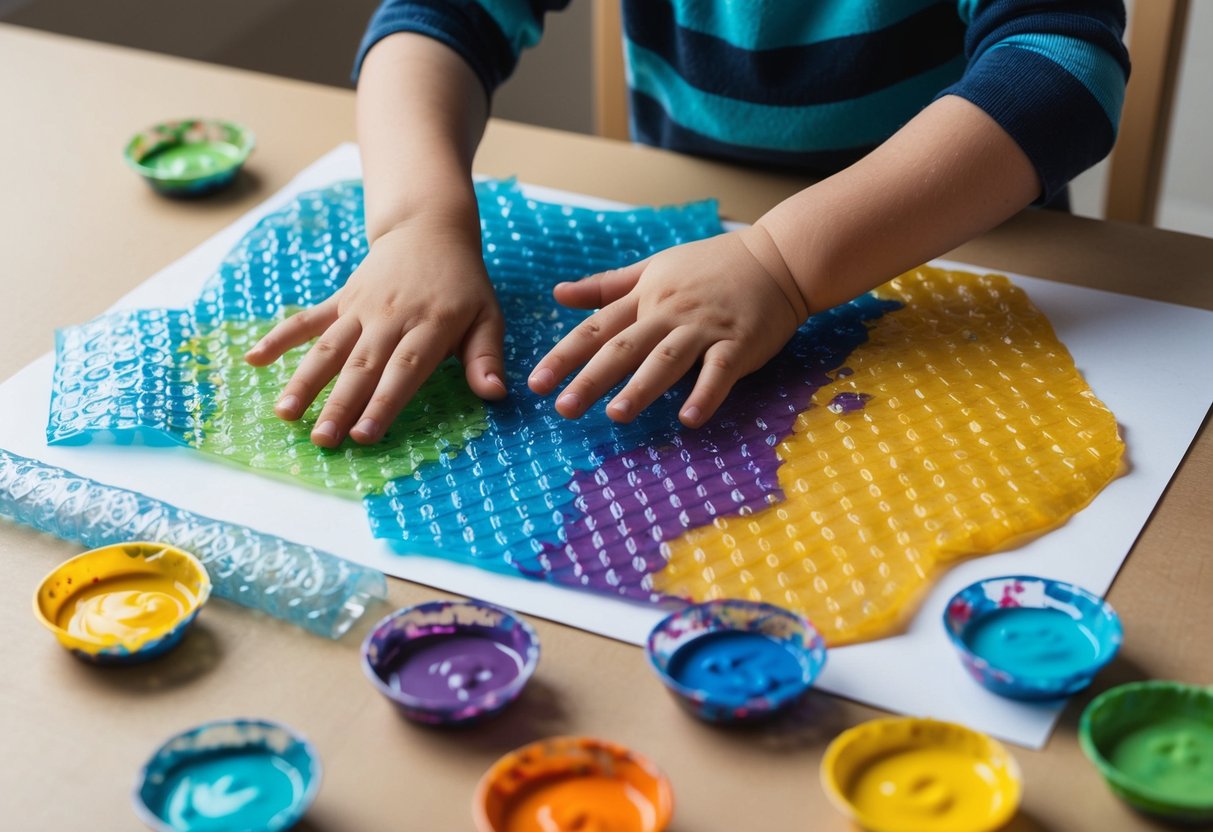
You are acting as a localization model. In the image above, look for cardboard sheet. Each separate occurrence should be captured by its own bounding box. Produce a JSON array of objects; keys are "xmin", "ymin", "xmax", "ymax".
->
[{"xmin": 4, "ymin": 144, "xmax": 1213, "ymax": 748}]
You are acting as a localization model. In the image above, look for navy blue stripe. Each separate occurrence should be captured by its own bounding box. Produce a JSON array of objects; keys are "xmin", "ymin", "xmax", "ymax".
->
[
  {"xmin": 624, "ymin": 0, "xmax": 966, "ymax": 106},
  {"xmin": 630, "ymin": 90, "xmax": 875, "ymax": 175},
  {"xmin": 940, "ymin": 46, "xmax": 1115, "ymax": 202},
  {"xmin": 964, "ymin": 0, "xmax": 1129, "ymax": 77},
  {"xmin": 353, "ymin": 1, "xmax": 521, "ymax": 94}
]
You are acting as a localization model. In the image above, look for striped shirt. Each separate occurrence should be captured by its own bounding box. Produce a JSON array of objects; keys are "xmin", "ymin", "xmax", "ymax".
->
[{"xmin": 355, "ymin": 1, "xmax": 1129, "ymax": 202}]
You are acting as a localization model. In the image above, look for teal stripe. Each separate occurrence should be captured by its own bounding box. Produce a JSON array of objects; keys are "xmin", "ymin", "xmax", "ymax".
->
[
  {"xmin": 956, "ymin": 0, "xmax": 982, "ymax": 25},
  {"xmin": 626, "ymin": 43, "xmax": 966, "ymax": 151},
  {"xmin": 476, "ymin": 0, "xmax": 543, "ymax": 56},
  {"xmin": 990, "ymin": 33, "xmax": 1126, "ymax": 125},
  {"xmin": 665, "ymin": 0, "xmax": 946, "ymax": 51}
]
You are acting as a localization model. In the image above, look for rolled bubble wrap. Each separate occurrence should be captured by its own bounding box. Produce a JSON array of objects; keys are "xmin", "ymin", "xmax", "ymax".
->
[{"xmin": 0, "ymin": 448, "xmax": 386, "ymax": 638}]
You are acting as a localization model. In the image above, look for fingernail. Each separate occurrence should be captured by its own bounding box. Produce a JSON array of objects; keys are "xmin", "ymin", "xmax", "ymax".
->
[
  {"xmin": 681, "ymin": 405, "xmax": 702, "ymax": 425},
  {"xmin": 275, "ymin": 394, "xmax": 300, "ymax": 416},
  {"xmin": 609, "ymin": 398, "xmax": 633, "ymax": 419},
  {"xmin": 530, "ymin": 367, "xmax": 555, "ymax": 390},
  {"xmin": 312, "ymin": 420, "xmax": 338, "ymax": 443},
  {"xmin": 556, "ymin": 392, "xmax": 582, "ymax": 414},
  {"xmin": 352, "ymin": 418, "xmax": 379, "ymax": 440},
  {"xmin": 487, "ymin": 372, "xmax": 506, "ymax": 391}
]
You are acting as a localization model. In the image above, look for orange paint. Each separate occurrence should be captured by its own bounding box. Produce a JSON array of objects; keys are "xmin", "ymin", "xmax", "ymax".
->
[{"xmin": 475, "ymin": 737, "xmax": 672, "ymax": 832}]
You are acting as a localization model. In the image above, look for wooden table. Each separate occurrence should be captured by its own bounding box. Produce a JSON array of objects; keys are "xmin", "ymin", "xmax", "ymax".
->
[{"xmin": 2, "ymin": 24, "xmax": 1211, "ymax": 831}]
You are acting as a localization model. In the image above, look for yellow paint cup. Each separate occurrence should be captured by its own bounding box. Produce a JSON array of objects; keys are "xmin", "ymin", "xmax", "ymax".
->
[
  {"xmin": 821, "ymin": 717, "xmax": 1021, "ymax": 832},
  {"xmin": 33, "ymin": 542, "xmax": 211, "ymax": 664}
]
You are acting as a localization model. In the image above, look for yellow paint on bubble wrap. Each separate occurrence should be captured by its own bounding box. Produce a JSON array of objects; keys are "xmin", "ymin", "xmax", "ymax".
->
[{"xmin": 654, "ymin": 266, "xmax": 1124, "ymax": 645}]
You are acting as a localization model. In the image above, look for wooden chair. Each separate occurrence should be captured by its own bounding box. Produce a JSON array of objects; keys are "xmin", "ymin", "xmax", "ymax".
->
[
  {"xmin": 591, "ymin": 0, "xmax": 1191, "ymax": 226},
  {"xmin": 1105, "ymin": 0, "xmax": 1190, "ymax": 225}
]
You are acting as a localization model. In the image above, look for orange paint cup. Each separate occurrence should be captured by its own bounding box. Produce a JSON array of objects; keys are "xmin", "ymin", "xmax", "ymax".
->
[{"xmin": 474, "ymin": 736, "xmax": 674, "ymax": 832}]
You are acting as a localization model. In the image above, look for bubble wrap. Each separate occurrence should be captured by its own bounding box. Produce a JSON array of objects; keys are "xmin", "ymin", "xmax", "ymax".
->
[
  {"xmin": 0, "ymin": 448, "xmax": 386, "ymax": 638},
  {"xmin": 46, "ymin": 181, "xmax": 1123, "ymax": 645},
  {"xmin": 655, "ymin": 268, "xmax": 1124, "ymax": 643}
]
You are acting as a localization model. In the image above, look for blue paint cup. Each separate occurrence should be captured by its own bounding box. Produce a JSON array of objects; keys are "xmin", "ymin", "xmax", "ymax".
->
[
  {"xmin": 646, "ymin": 599, "xmax": 826, "ymax": 723},
  {"xmin": 943, "ymin": 575, "xmax": 1122, "ymax": 700},
  {"xmin": 132, "ymin": 718, "xmax": 321, "ymax": 832}
]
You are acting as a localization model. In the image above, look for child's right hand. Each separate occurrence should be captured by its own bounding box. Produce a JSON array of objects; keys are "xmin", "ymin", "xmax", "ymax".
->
[{"xmin": 244, "ymin": 218, "xmax": 507, "ymax": 447}]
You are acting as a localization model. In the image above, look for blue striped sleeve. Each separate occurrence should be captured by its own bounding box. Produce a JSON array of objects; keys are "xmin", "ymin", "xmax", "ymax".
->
[
  {"xmin": 353, "ymin": 0, "xmax": 571, "ymax": 95},
  {"xmin": 938, "ymin": 0, "xmax": 1130, "ymax": 201}
]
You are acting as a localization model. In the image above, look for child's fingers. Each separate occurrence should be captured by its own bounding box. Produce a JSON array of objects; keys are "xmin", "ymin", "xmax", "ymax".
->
[
  {"xmin": 679, "ymin": 341, "xmax": 743, "ymax": 428},
  {"xmin": 349, "ymin": 326, "xmax": 450, "ymax": 444},
  {"xmin": 529, "ymin": 298, "xmax": 637, "ymax": 394},
  {"xmin": 553, "ymin": 322, "xmax": 665, "ymax": 419},
  {"xmin": 459, "ymin": 310, "xmax": 508, "ymax": 400},
  {"xmin": 552, "ymin": 259, "xmax": 647, "ymax": 310},
  {"xmin": 606, "ymin": 328, "xmax": 701, "ymax": 423},
  {"xmin": 311, "ymin": 327, "xmax": 402, "ymax": 447},
  {"xmin": 273, "ymin": 317, "xmax": 361, "ymax": 421},
  {"xmin": 245, "ymin": 299, "xmax": 339, "ymax": 365}
]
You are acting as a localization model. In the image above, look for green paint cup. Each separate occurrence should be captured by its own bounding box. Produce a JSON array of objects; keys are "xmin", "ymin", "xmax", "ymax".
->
[
  {"xmin": 1079, "ymin": 681, "xmax": 1213, "ymax": 823},
  {"xmin": 124, "ymin": 118, "xmax": 254, "ymax": 197}
]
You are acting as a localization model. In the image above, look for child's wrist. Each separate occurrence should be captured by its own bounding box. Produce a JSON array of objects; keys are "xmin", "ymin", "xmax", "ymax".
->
[{"xmin": 744, "ymin": 221, "xmax": 813, "ymax": 320}]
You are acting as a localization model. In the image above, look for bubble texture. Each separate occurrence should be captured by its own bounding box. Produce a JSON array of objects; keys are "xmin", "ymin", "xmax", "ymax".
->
[
  {"xmin": 47, "ymin": 179, "xmax": 724, "ymax": 495},
  {"xmin": 655, "ymin": 268, "xmax": 1125, "ymax": 644},
  {"xmin": 44, "ymin": 181, "xmax": 1123, "ymax": 645},
  {"xmin": 0, "ymin": 449, "xmax": 386, "ymax": 639}
]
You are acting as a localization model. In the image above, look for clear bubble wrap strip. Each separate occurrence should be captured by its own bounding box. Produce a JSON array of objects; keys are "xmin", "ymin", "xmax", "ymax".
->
[{"xmin": 0, "ymin": 448, "xmax": 386, "ymax": 639}]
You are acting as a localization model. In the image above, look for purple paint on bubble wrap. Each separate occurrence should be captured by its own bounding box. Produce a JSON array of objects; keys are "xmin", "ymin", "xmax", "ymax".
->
[
  {"xmin": 528, "ymin": 292, "xmax": 901, "ymax": 601},
  {"xmin": 828, "ymin": 392, "xmax": 873, "ymax": 414},
  {"xmin": 385, "ymin": 635, "xmax": 525, "ymax": 708}
]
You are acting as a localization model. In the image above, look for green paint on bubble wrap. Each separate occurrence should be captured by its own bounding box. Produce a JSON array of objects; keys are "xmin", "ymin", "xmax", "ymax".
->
[{"xmin": 186, "ymin": 317, "xmax": 489, "ymax": 496}]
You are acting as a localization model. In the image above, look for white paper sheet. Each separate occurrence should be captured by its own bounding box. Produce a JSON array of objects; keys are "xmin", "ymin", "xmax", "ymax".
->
[{"xmin": 3, "ymin": 143, "xmax": 1212, "ymax": 749}]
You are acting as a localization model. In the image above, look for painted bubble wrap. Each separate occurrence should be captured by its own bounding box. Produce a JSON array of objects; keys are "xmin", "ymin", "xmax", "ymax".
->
[{"xmin": 48, "ymin": 180, "xmax": 1124, "ymax": 644}]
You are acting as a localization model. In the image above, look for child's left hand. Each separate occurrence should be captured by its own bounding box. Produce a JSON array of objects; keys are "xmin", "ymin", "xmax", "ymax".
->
[{"xmin": 527, "ymin": 226, "xmax": 810, "ymax": 427}]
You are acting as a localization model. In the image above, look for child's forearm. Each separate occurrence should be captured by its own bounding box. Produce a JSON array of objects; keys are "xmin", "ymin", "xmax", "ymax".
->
[
  {"xmin": 757, "ymin": 95, "xmax": 1041, "ymax": 314},
  {"xmin": 356, "ymin": 33, "xmax": 489, "ymax": 245}
]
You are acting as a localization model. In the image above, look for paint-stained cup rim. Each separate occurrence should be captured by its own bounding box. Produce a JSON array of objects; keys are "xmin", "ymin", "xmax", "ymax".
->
[
  {"xmin": 645, "ymin": 598, "xmax": 826, "ymax": 718},
  {"xmin": 473, "ymin": 735, "xmax": 674, "ymax": 832},
  {"xmin": 820, "ymin": 716, "xmax": 1022, "ymax": 832},
  {"xmin": 32, "ymin": 541, "xmax": 211, "ymax": 658},
  {"xmin": 360, "ymin": 599, "xmax": 540, "ymax": 722},
  {"xmin": 942, "ymin": 574, "xmax": 1122, "ymax": 698},
  {"xmin": 1079, "ymin": 680, "xmax": 1213, "ymax": 814},
  {"xmin": 131, "ymin": 717, "xmax": 322, "ymax": 832},
  {"xmin": 123, "ymin": 117, "xmax": 255, "ymax": 184}
]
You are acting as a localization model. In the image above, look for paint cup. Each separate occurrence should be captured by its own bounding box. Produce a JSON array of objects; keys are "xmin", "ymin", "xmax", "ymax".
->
[
  {"xmin": 821, "ymin": 717, "xmax": 1022, "ymax": 832},
  {"xmin": 132, "ymin": 718, "xmax": 321, "ymax": 832},
  {"xmin": 361, "ymin": 599, "xmax": 540, "ymax": 726},
  {"xmin": 123, "ymin": 118, "xmax": 254, "ymax": 197},
  {"xmin": 1079, "ymin": 681, "xmax": 1213, "ymax": 822},
  {"xmin": 943, "ymin": 575, "xmax": 1122, "ymax": 700},
  {"xmin": 645, "ymin": 599, "xmax": 826, "ymax": 723},
  {"xmin": 474, "ymin": 736, "xmax": 674, "ymax": 832},
  {"xmin": 33, "ymin": 541, "xmax": 211, "ymax": 664}
]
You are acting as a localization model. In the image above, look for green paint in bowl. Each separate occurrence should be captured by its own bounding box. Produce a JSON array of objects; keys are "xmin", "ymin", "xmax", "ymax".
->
[
  {"xmin": 1079, "ymin": 681, "xmax": 1213, "ymax": 823},
  {"xmin": 124, "ymin": 118, "xmax": 254, "ymax": 197}
]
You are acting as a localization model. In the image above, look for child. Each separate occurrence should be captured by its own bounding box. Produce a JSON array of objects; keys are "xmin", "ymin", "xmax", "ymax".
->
[{"xmin": 244, "ymin": 1, "xmax": 1128, "ymax": 447}]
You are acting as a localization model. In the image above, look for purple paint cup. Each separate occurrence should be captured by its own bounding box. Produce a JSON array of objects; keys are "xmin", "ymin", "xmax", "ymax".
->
[{"xmin": 361, "ymin": 599, "xmax": 540, "ymax": 726}]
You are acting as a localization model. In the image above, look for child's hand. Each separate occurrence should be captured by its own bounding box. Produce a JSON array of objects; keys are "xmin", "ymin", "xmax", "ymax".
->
[
  {"xmin": 244, "ymin": 220, "xmax": 506, "ymax": 447},
  {"xmin": 528, "ymin": 226, "xmax": 809, "ymax": 428}
]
